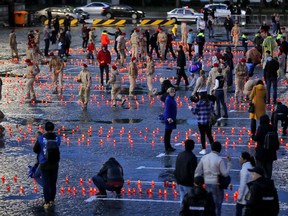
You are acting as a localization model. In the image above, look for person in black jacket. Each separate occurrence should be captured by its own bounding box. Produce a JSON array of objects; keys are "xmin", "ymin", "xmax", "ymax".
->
[
  {"xmin": 271, "ymin": 102, "xmax": 288, "ymax": 136},
  {"xmin": 196, "ymin": 30, "xmax": 205, "ymax": 57},
  {"xmin": 63, "ymin": 14, "xmax": 71, "ymax": 33},
  {"xmin": 150, "ymin": 31, "xmax": 160, "ymax": 58},
  {"xmin": 92, "ymin": 157, "xmax": 124, "ymax": 198},
  {"xmin": 224, "ymin": 15, "xmax": 233, "ymax": 42},
  {"xmin": 264, "ymin": 56, "xmax": 279, "ymax": 104},
  {"xmin": 251, "ymin": 114, "xmax": 279, "ymax": 179},
  {"xmin": 180, "ymin": 176, "xmax": 216, "ymax": 216},
  {"xmin": 174, "ymin": 139, "xmax": 197, "ymax": 203},
  {"xmin": 156, "ymin": 77, "xmax": 175, "ymax": 102},
  {"xmin": 244, "ymin": 166, "xmax": 279, "ymax": 216},
  {"xmin": 175, "ymin": 45, "xmax": 189, "ymax": 87}
]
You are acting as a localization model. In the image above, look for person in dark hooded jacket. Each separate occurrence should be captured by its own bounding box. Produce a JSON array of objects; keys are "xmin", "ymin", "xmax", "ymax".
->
[
  {"xmin": 175, "ymin": 45, "xmax": 189, "ymax": 87},
  {"xmin": 180, "ymin": 176, "xmax": 216, "ymax": 216},
  {"xmin": 156, "ymin": 77, "xmax": 175, "ymax": 102},
  {"xmin": 244, "ymin": 166, "xmax": 279, "ymax": 216},
  {"xmin": 251, "ymin": 114, "xmax": 279, "ymax": 179},
  {"xmin": 92, "ymin": 157, "xmax": 124, "ymax": 197}
]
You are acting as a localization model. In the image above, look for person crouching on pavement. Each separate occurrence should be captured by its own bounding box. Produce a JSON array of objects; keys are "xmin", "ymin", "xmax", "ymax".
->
[
  {"xmin": 271, "ymin": 102, "xmax": 288, "ymax": 136},
  {"xmin": 92, "ymin": 157, "xmax": 124, "ymax": 198},
  {"xmin": 128, "ymin": 57, "xmax": 138, "ymax": 96},
  {"xmin": 77, "ymin": 64, "xmax": 92, "ymax": 110},
  {"xmin": 180, "ymin": 176, "xmax": 215, "ymax": 216},
  {"xmin": 24, "ymin": 59, "xmax": 40, "ymax": 102},
  {"xmin": 48, "ymin": 52, "xmax": 64, "ymax": 94},
  {"xmin": 144, "ymin": 54, "xmax": 155, "ymax": 96},
  {"xmin": 107, "ymin": 65, "xmax": 126, "ymax": 107}
]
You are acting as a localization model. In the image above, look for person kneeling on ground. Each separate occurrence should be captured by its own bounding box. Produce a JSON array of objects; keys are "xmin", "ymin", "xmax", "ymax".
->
[
  {"xmin": 180, "ymin": 176, "xmax": 216, "ymax": 216},
  {"xmin": 92, "ymin": 157, "xmax": 124, "ymax": 198}
]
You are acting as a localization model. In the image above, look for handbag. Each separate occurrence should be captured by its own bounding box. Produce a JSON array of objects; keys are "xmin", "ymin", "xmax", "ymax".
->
[
  {"xmin": 218, "ymin": 175, "xmax": 231, "ymax": 189},
  {"xmin": 248, "ymin": 102, "xmax": 255, "ymax": 113}
]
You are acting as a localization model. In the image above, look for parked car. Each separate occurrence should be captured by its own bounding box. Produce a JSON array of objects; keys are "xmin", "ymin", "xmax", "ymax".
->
[
  {"xmin": 166, "ymin": 7, "xmax": 203, "ymax": 23},
  {"xmin": 34, "ymin": 7, "xmax": 79, "ymax": 23},
  {"xmin": 201, "ymin": 3, "xmax": 246, "ymax": 18},
  {"xmin": 101, "ymin": 5, "xmax": 145, "ymax": 19},
  {"xmin": 76, "ymin": 2, "xmax": 110, "ymax": 15},
  {"xmin": 61, "ymin": 6, "xmax": 90, "ymax": 20}
]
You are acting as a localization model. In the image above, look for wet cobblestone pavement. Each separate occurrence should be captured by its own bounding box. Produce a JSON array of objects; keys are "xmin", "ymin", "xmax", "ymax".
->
[{"xmin": 0, "ymin": 25, "xmax": 287, "ymax": 216}]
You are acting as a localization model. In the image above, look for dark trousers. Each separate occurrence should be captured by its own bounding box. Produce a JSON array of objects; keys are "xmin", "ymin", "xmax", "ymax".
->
[
  {"xmin": 92, "ymin": 175, "xmax": 122, "ymax": 194},
  {"xmin": 215, "ymin": 90, "xmax": 228, "ymax": 117},
  {"xmin": 82, "ymin": 38, "xmax": 88, "ymax": 48},
  {"xmin": 99, "ymin": 65, "xmax": 109, "ymax": 85},
  {"xmin": 271, "ymin": 112, "xmax": 287, "ymax": 133},
  {"xmin": 41, "ymin": 168, "xmax": 58, "ymax": 204},
  {"xmin": 257, "ymin": 160, "xmax": 273, "ymax": 179},
  {"xmin": 164, "ymin": 129, "xmax": 173, "ymax": 150},
  {"xmin": 114, "ymin": 42, "xmax": 119, "ymax": 60},
  {"xmin": 44, "ymin": 38, "xmax": 50, "ymax": 56},
  {"xmin": 235, "ymin": 203, "xmax": 245, "ymax": 216},
  {"xmin": 266, "ymin": 77, "xmax": 277, "ymax": 103},
  {"xmin": 164, "ymin": 46, "xmax": 176, "ymax": 59},
  {"xmin": 66, "ymin": 42, "xmax": 71, "ymax": 55},
  {"xmin": 150, "ymin": 45, "xmax": 160, "ymax": 58},
  {"xmin": 251, "ymin": 118, "xmax": 257, "ymax": 135},
  {"xmin": 226, "ymin": 30, "xmax": 231, "ymax": 41},
  {"xmin": 176, "ymin": 67, "xmax": 189, "ymax": 86},
  {"xmin": 227, "ymin": 69, "xmax": 233, "ymax": 87},
  {"xmin": 188, "ymin": 43, "xmax": 193, "ymax": 58},
  {"xmin": 198, "ymin": 123, "xmax": 214, "ymax": 149},
  {"xmin": 199, "ymin": 44, "xmax": 204, "ymax": 57}
]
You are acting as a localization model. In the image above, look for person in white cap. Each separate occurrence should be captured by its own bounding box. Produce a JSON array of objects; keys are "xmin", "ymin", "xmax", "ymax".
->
[
  {"xmin": 77, "ymin": 64, "xmax": 92, "ymax": 110},
  {"xmin": 107, "ymin": 65, "xmax": 125, "ymax": 107}
]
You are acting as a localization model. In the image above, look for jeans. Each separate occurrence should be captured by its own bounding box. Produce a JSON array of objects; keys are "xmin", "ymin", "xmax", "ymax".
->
[
  {"xmin": 92, "ymin": 175, "xmax": 122, "ymax": 194},
  {"xmin": 44, "ymin": 38, "xmax": 50, "ymax": 56},
  {"xmin": 82, "ymin": 38, "xmax": 88, "ymax": 48},
  {"xmin": 226, "ymin": 30, "xmax": 231, "ymax": 41},
  {"xmin": 164, "ymin": 129, "xmax": 173, "ymax": 150},
  {"xmin": 34, "ymin": 166, "xmax": 43, "ymax": 187},
  {"xmin": 41, "ymin": 168, "xmax": 58, "ymax": 204},
  {"xmin": 178, "ymin": 185, "xmax": 192, "ymax": 205},
  {"xmin": 266, "ymin": 77, "xmax": 277, "ymax": 103},
  {"xmin": 198, "ymin": 123, "xmax": 214, "ymax": 149},
  {"xmin": 208, "ymin": 27, "xmax": 214, "ymax": 37},
  {"xmin": 176, "ymin": 67, "xmax": 189, "ymax": 86},
  {"xmin": 215, "ymin": 90, "xmax": 228, "ymax": 117},
  {"xmin": 236, "ymin": 203, "xmax": 245, "ymax": 216},
  {"xmin": 99, "ymin": 65, "xmax": 109, "ymax": 86},
  {"xmin": 206, "ymin": 184, "xmax": 224, "ymax": 216}
]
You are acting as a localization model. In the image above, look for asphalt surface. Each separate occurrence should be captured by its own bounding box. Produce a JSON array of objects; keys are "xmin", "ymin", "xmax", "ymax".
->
[{"xmin": 0, "ymin": 25, "xmax": 287, "ymax": 216}]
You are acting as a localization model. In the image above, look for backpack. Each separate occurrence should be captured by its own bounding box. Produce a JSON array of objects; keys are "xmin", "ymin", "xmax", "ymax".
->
[
  {"xmin": 189, "ymin": 62, "xmax": 202, "ymax": 73},
  {"xmin": 263, "ymin": 131, "xmax": 279, "ymax": 150},
  {"xmin": 187, "ymin": 189, "xmax": 209, "ymax": 216},
  {"xmin": 43, "ymin": 137, "xmax": 60, "ymax": 163}
]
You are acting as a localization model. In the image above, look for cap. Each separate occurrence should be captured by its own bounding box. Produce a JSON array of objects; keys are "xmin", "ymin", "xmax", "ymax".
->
[
  {"xmin": 121, "ymin": 32, "xmax": 126, "ymax": 36},
  {"xmin": 147, "ymin": 54, "xmax": 152, "ymax": 58},
  {"xmin": 49, "ymin": 52, "xmax": 54, "ymax": 56},
  {"xmin": 112, "ymin": 64, "xmax": 117, "ymax": 70},
  {"xmin": 213, "ymin": 63, "xmax": 219, "ymax": 67},
  {"xmin": 25, "ymin": 59, "xmax": 31, "ymax": 63},
  {"xmin": 241, "ymin": 58, "xmax": 246, "ymax": 63},
  {"xmin": 35, "ymin": 29, "xmax": 39, "ymax": 33},
  {"xmin": 248, "ymin": 166, "xmax": 264, "ymax": 176},
  {"xmin": 82, "ymin": 63, "xmax": 88, "ymax": 68},
  {"xmin": 131, "ymin": 57, "xmax": 136, "ymax": 62},
  {"xmin": 194, "ymin": 176, "xmax": 205, "ymax": 186},
  {"xmin": 159, "ymin": 77, "xmax": 165, "ymax": 83}
]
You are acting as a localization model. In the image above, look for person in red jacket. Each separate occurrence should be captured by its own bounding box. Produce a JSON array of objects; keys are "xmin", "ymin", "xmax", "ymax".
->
[
  {"xmin": 97, "ymin": 45, "xmax": 111, "ymax": 86},
  {"xmin": 87, "ymin": 39, "xmax": 95, "ymax": 59},
  {"xmin": 100, "ymin": 30, "xmax": 110, "ymax": 47}
]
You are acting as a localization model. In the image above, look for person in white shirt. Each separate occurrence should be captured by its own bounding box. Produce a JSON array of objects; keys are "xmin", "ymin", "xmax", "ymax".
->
[
  {"xmin": 236, "ymin": 152, "xmax": 255, "ymax": 216},
  {"xmin": 195, "ymin": 141, "xmax": 231, "ymax": 216}
]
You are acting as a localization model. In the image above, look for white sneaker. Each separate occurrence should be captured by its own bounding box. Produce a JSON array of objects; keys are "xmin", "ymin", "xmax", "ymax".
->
[{"xmin": 199, "ymin": 149, "xmax": 206, "ymax": 155}]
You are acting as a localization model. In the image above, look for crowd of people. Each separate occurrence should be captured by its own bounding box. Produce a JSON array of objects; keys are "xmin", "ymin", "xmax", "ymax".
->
[{"xmin": 4, "ymin": 13, "xmax": 288, "ymax": 215}]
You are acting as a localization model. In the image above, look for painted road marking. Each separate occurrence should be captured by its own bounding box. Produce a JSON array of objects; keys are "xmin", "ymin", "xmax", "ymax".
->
[
  {"xmin": 5, "ymin": 113, "xmax": 44, "ymax": 117},
  {"xmin": 136, "ymin": 166, "xmax": 243, "ymax": 172},
  {"xmin": 84, "ymin": 196, "xmax": 236, "ymax": 205},
  {"xmin": 156, "ymin": 153, "xmax": 239, "ymax": 159}
]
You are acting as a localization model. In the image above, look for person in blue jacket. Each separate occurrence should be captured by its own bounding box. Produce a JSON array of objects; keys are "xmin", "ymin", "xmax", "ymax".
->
[
  {"xmin": 33, "ymin": 121, "xmax": 61, "ymax": 210},
  {"xmin": 164, "ymin": 87, "xmax": 177, "ymax": 153}
]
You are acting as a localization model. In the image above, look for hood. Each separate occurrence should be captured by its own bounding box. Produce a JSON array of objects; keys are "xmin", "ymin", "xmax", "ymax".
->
[{"xmin": 259, "ymin": 114, "xmax": 270, "ymax": 124}]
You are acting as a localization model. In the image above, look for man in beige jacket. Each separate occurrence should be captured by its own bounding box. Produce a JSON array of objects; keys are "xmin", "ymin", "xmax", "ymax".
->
[
  {"xmin": 144, "ymin": 54, "xmax": 155, "ymax": 95},
  {"xmin": 49, "ymin": 52, "xmax": 64, "ymax": 94},
  {"xmin": 24, "ymin": 59, "xmax": 40, "ymax": 102},
  {"xmin": 130, "ymin": 28, "xmax": 139, "ymax": 59},
  {"xmin": 9, "ymin": 29, "xmax": 19, "ymax": 59},
  {"xmin": 117, "ymin": 32, "xmax": 126, "ymax": 67},
  {"xmin": 234, "ymin": 58, "xmax": 249, "ymax": 104},
  {"xmin": 77, "ymin": 64, "xmax": 92, "ymax": 110},
  {"xmin": 231, "ymin": 22, "xmax": 240, "ymax": 49},
  {"xmin": 128, "ymin": 57, "xmax": 138, "ymax": 96},
  {"xmin": 157, "ymin": 28, "xmax": 167, "ymax": 59}
]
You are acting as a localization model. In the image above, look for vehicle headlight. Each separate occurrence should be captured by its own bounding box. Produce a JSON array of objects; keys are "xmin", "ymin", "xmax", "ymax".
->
[
  {"xmin": 137, "ymin": 11, "xmax": 143, "ymax": 13},
  {"xmin": 241, "ymin": 10, "xmax": 246, "ymax": 15}
]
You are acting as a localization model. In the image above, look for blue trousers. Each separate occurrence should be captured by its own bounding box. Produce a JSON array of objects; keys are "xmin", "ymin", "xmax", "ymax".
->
[
  {"xmin": 215, "ymin": 89, "xmax": 228, "ymax": 117},
  {"xmin": 266, "ymin": 77, "xmax": 277, "ymax": 103},
  {"xmin": 206, "ymin": 184, "xmax": 224, "ymax": 216},
  {"xmin": 41, "ymin": 168, "xmax": 58, "ymax": 204}
]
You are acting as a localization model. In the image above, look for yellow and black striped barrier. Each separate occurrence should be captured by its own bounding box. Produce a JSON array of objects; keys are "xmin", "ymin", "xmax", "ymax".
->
[
  {"xmin": 92, "ymin": 19, "xmax": 126, "ymax": 26},
  {"xmin": 139, "ymin": 19, "xmax": 175, "ymax": 26},
  {"xmin": 44, "ymin": 19, "xmax": 78, "ymax": 26}
]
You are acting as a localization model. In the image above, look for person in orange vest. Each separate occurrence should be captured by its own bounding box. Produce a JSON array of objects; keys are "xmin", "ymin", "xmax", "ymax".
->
[{"xmin": 101, "ymin": 30, "xmax": 110, "ymax": 47}]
